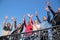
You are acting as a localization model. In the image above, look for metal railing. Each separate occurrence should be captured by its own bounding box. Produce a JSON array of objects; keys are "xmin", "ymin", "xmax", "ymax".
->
[{"xmin": 0, "ymin": 25, "xmax": 60, "ymax": 40}]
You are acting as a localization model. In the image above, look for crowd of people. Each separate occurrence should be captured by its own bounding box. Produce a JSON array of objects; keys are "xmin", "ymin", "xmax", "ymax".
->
[{"xmin": 1, "ymin": 1, "xmax": 60, "ymax": 40}]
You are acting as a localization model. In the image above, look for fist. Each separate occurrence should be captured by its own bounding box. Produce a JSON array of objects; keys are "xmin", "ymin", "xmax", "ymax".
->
[{"xmin": 5, "ymin": 16, "xmax": 8, "ymax": 19}]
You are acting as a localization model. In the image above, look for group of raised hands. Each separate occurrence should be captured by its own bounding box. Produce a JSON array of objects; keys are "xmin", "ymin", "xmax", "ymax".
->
[
  {"xmin": 4, "ymin": 1, "xmax": 50, "ymax": 22},
  {"xmin": 4, "ymin": 16, "xmax": 16, "ymax": 22}
]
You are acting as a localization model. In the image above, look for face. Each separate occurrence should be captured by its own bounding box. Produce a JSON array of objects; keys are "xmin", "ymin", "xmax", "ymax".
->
[
  {"xmin": 43, "ymin": 16, "xmax": 47, "ymax": 21},
  {"xmin": 34, "ymin": 20, "xmax": 38, "ymax": 24},
  {"xmin": 7, "ymin": 23, "xmax": 11, "ymax": 28},
  {"xmin": 18, "ymin": 23, "xmax": 21, "ymax": 28},
  {"xmin": 58, "ymin": 8, "xmax": 60, "ymax": 13}
]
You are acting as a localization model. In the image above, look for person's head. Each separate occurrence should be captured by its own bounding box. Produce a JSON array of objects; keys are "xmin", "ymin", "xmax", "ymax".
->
[
  {"xmin": 34, "ymin": 19, "xmax": 38, "ymax": 24},
  {"xmin": 43, "ymin": 16, "xmax": 47, "ymax": 21},
  {"xmin": 18, "ymin": 23, "xmax": 21, "ymax": 28},
  {"xmin": 58, "ymin": 8, "xmax": 60, "ymax": 13},
  {"xmin": 7, "ymin": 23, "xmax": 11, "ymax": 28}
]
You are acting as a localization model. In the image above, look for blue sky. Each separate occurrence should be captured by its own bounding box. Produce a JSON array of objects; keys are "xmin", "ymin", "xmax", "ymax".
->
[{"xmin": 0, "ymin": 0, "xmax": 60, "ymax": 36}]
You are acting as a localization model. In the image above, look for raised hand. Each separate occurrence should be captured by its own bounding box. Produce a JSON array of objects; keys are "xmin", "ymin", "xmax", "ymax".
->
[
  {"xmin": 46, "ymin": 1, "xmax": 50, "ymax": 6},
  {"xmin": 11, "ymin": 17, "xmax": 16, "ymax": 21},
  {"xmin": 27, "ymin": 14, "xmax": 33, "ymax": 18},
  {"xmin": 5, "ymin": 16, "xmax": 8, "ymax": 19},
  {"xmin": 36, "ymin": 11, "xmax": 38, "ymax": 16},
  {"xmin": 27, "ymin": 14, "xmax": 31, "ymax": 17},
  {"xmin": 22, "ymin": 18, "xmax": 25, "ymax": 23},
  {"xmin": 45, "ymin": 7, "xmax": 49, "ymax": 11},
  {"xmin": 22, "ymin": 14, "xmax": 26, "ymax": 23}
]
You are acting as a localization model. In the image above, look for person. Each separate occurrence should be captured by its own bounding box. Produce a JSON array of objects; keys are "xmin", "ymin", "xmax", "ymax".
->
[
  {"xmin": 32, "ymin": 12, "xmax": 41, "ymax": 40},
  {"xmin": 2, "ymin": 16, "xmax": 13, "ymax": 40},
  {"xmin": 2, "ymin": 16, "xmax": 13, "ymax": 36},
  {"xmin": 23, "ymin": 14, "xmax": 33, "ymax": 40},
  {"xmin": 46, "ymin": 1, "xmax": 60, "ymax": 40},
  {"xmin": 45, "ymin": 7, "xmax": 53, "ymax": 40},
  {"xmin": 33, "ymin": 19, "xmax": 41, "ymax": 31},
  {"xmin": 46, "ymin": 1, "xmax": 60, "ymax": 26},
  {"xmin": 11, "ymin": 17, "xmax": 24, "ymax": 40},
  {"xmin": 12, "ymin": 17, "xmax": 24, "ymax": 34},
  {"xmin": 36, "ymin": 10, "xmax": 51, "ymax": 29},
  {"xmin": 36, "ymin": 8, "xmax": 51, "ymax": 40}
]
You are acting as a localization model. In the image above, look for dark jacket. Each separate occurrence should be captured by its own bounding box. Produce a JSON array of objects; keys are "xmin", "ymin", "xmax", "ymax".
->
[
  {"xmin": 14, "ymin": 21, "xmax": 17, "ymax": 29},
  {"xmin": 48, "ymin": 6, "xmax": 60, "ymax": 26}
]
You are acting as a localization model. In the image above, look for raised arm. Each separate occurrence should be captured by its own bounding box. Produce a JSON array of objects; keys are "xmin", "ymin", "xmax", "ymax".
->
[
  {"xmin": 36, "ymin": 11, "xmax": 41, "ymax": 23},
  {"xmin": 30, "ymin": 14, "xmax": 33, "ymax": 24},
  {"xmin": 28, "ymin": 14, "xmax": 33, "ymax": 25},
  {"xmin": 2, "ymin": 16, "xmax": 8, "ymax": 27},
  {"xmin": 10, "ymin": 22, "xmax": 13, "ymax": 31},
  {"xmin": 23, "ymin": 15, "xmax": 27, "ymax": 27},
  {"xmin": 45, "ymin": 7, "xmax": 51, "ymax": 23},
  {"xmin": 46, "ymin": 1, "xmax": 56, "ymax": 16},
  {"xmin": 20, "ymin": 22, "xmax": 24, "ymax": 32},
  {"xmin": 11, "ymin": 17, "xmax": 17, "ymax": 29},
  {"xmin": 47, "ymin": 11, "xmax": 51, "ymax": 22}
]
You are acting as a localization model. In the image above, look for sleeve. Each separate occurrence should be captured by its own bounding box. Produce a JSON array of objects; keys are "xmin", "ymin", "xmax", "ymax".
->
[
  {"xmin": 20, "ymin": 23, "xmax": 24, "ymax": 32},
  {"xmin": 48, "ymin": 5, "xmax": 55, "ymax": 16},
  {"xmin": 47, "ymin": 11, "xmax": 51, "ymax": 23},
  {"xmin": 10, "ymin": 22, "xmax": 13, "ymax": 31},
  {"xmin": 14, "ymin": 21, "xmax": 17, "ymax": 29},
  {"xmin": 24, "ymin": 19, "xmax": 27, "ymax": 27},
  {"xmin": 2, "ymin": 19, "xmax": 7, "ymax": 28},
  {"xmin": 36, "ymin": 15, "xmax": 41, "ymax": 23}
]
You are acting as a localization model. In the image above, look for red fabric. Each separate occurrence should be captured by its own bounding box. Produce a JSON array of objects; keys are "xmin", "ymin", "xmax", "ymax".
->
[
  {"xmin": 25, "ymin": 25, "xmax": 33, "ymax": 32},
  {"xmin": 24, "ymin": 19, "xmax": 33, "ymax": 37}
]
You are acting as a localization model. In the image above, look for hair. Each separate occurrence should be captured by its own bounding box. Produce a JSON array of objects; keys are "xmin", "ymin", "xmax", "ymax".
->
[
  {"xmin": 18, "ymin": 23, "xmax": 21, "ymax": 25},
  {"xmin": 7, "ymin": 22, "xmax": 11, "ymax": 25},
  {"xmin": 19, "ymin": 23, "xmax": 21, "ymax": 24}
]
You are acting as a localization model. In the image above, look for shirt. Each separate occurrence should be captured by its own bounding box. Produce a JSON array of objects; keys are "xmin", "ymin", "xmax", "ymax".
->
[
  {"xmin": 33, "ymin": 23, "xmax": 41, "ymax": 31},
  {"xmin": 40, "ymin": 21, "xmax": 51, "ymax": 29}
]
